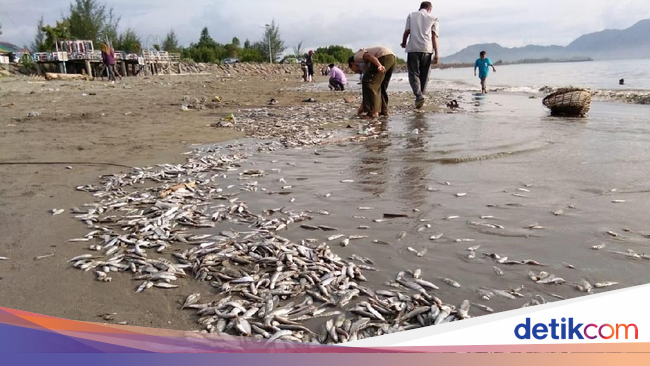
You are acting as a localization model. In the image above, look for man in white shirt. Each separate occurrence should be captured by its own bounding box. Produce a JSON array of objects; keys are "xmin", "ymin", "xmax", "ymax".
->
[{"xmin": 401, "ymin": 2, "xmax": 440, "ymax": 109}]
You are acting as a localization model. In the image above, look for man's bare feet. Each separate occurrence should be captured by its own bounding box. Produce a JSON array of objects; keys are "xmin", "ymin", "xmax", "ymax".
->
[{"xmin": 360, "ymin": 113, "xmax": 379, "ymax": 120}]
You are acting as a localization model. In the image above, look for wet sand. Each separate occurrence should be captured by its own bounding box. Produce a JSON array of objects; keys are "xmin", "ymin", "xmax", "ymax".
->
[
  {"xmin": 1, "ymin": 72, "xmax": 648, "ymax": 333},
  {"xmin": 0, "ymin": 73, "xmax": 444, "ymax": 330}
]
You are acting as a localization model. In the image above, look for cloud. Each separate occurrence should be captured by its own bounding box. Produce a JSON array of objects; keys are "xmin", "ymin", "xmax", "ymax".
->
[{"xmin": 0, "ymin": 0, "xmax": 649, "ymax": 55}]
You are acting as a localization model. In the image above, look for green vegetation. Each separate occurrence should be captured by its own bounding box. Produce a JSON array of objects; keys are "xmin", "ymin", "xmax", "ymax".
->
[
  {"xmin": 161, "ymin": 29, "xmax": 180, "ymax": 53},
  {"xmin": 115, "ymin": 28, "xmax": 141, "ymax": 53},
  {"xmin": 27, "ymin": 0, "xmax": 384, "ymax": 65},
  {"xmin": 313, "ymin": 45, "xmax": 354, "ymax": 64}
]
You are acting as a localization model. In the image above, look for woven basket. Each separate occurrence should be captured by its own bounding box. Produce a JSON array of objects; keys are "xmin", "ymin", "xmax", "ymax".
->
[{"xmin": 543, "ymin": 88, "xmax": 592, "ymax": 117}]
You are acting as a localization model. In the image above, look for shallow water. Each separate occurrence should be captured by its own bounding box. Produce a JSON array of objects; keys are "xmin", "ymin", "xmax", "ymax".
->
[
  {"xmin": 198, "ymin": 93, "xmax": 650, "ymax": 315},
  {"xmin": 423, "ymin": 59, "xmax": 650, "ymax": 92}
]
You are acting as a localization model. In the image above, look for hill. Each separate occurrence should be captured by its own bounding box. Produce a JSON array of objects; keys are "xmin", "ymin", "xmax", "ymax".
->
[{"xmin": 442, "ymin": 19, "xmax": 650, "ymax": 63}]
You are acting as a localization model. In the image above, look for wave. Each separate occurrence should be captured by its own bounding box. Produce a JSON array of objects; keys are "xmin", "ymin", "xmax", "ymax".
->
[{"xmin": 427, "ymin": 79, "xmax": 650, "ymax": 105}]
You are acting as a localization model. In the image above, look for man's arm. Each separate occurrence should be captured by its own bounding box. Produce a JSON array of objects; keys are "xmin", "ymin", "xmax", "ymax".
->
[
  {"xmin": 401, "ymin": 15, "xmax": 411, "ymax": 49},
  {"xmin": 362, "ymin": 53, "xmax": 386, "ymax": 73},
  {"xmin": 432, "ymin": 33, "xmax": 439, "ymax": 65},
  {"xmin": 401, "ymin": 30, "xmax": 410, "ymax": 49}
]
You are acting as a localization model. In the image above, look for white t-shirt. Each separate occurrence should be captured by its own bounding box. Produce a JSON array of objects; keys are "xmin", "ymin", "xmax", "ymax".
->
[{"xmin": 405, "ymin": 9, "xmax": 440, "ymax": 54}]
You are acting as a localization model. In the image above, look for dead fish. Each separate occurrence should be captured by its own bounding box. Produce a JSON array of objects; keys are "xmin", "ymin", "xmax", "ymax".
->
[
  {"xmin": 51, "ymin": 209, "xmax": 65, "ymax": 216},
  {"xmin": 440, "ymin": 278, "xmax": 461, "ymax": 288},
  {"xmin": 318, "ymin": 225, "xmax": 339, "ymax": 231},
  {"xmin": 358, "ymin": 207, "xmax": 374, "ymax": 211},
  {"xmin": 348, "ymin": 235, "xmax": 368, "ymax": 240},
  {"xmin": 34, "ymin": 254, "xmax": 55, "ymax": 261},
  {"xmin": 612, "ymin": 200, "xmax": 626, "ymax": 204},
  {"xmin": 457, "ymin": 300, "xmax": 471, "ymax": 319},
  {"xmin": 327, "ymin": 234, "xmax": 345, "ymax": 241},
  {"xmin": 68, "ymin": 238, "xmax": 91, "ymax": 242},
  {"xmin": 68, "ymin": 254, "xmax": 93, "ymax": 262},
  {"xmin": 182, "ymin": 293, "xmax": 201, "ymax": 309},
  {"xmin": 576, "ymin": 279, "xmax": 593, "ymax": 293},
  {"xmin": 417, "ymin": 249, "xmax": 427, "ymax": 257},
  {"xmin": 340, "ymin": 238, "xmax": 350, "ymax": 247},
  {"xmin": 340, "ymin": 180, "xmax": 355, "ymax": 183},
  {"xmin": 472, "ymin": 303, "xmax": 494, "ymax": 313},
  {"xmin": 592, "ymin": 244, "xmax": 606, "ymax": 250},
  {"xmin": 445, "ymin": 216, "xmax": 460, "ymax": 221},
  {"xmin": 372, "ymin": 240, "xmax": 391, "ymax": 245},
  {"xmin": 300, "ymin": 224, "xmax": 320, "ymax": 231},
  {"xmin": 553, "ymin": 210, "xmax": 564, "ymax": 216},
  {"xmin": 429, "ymin": 233, "xmax": 444, "ymax": 241},
  {"xmin": 493, "ymin": 266, "xmax": 504, "ymax": 276},
  {"xmin": 493, "ymin": 289, "xmax": 517, "ymax": 300},
  {"xmin": 456, "ymin": 193, "xmax": 467, "ymax": 198},
  {"xmin": 415, "ymin": 279, "xmax": 439, "ymax": 290},
  {"xmin": 397, "ymin": 231, "xmax": 407, "ymax": 240},
  {"xmin": 594, "ymin": 282, "xmax": 619, "ymax": 289},
  {"xmin": 606, "ymin": 231, "xmax": 620, "ymax": 238},
  {"xmin": 562, "ymin": 262, "xmax": 576, "ymax": 269}
]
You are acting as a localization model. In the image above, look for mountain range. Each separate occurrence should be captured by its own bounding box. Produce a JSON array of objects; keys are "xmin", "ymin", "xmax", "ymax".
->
[{"xmin": 442, "ymin": 19, "xmax": 650, "ymax": 63}]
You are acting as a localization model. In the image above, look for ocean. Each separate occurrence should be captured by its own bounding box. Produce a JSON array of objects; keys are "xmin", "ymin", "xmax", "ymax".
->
[{"xmin": 386, "ymin": 59, "xmax": 650, "ymax": 97}]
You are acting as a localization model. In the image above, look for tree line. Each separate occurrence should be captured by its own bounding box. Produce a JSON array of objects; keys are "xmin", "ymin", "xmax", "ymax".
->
[{"xmin": 26, "ymin": 0, "xmax": 383, "ymax": 65}]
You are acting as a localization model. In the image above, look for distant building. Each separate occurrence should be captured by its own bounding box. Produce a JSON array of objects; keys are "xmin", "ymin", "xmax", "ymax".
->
[{"xmin": 0, "ymin": 41, "xmax": 31, "ymax": 63}]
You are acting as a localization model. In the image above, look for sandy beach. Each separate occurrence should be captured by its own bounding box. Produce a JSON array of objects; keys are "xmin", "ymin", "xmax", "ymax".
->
[
  {"xmin": 0, "ymin": 72, "xmax": 448, "ymax": 330},
  {"xmin": 2, "ymin": 68, "xmax": 649, "ymax": 340}
]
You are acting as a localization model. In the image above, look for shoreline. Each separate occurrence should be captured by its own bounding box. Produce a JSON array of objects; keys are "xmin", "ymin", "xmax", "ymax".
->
[
  {"xmin": 1, "ymin": 72, "xmax": 647, "ymax": 337},
  {"xmin": 0, "ymin": 73, "xmax": 449, "ymax": 331}
]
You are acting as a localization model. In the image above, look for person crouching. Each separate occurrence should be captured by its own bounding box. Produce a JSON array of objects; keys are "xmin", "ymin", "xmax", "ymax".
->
[
  {"xmin": 328, "ymin": 64, "xmax": 347, "ymax": 91},
  {"xmin": 348, "ymin": 47, "xmax": 396, "ymax": 119}
]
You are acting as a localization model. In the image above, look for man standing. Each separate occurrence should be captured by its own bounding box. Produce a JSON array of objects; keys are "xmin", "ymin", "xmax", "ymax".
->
[
  {"xmin": 306, "ymin": 50, "xmax": 315, "ymax": 83},
  {"xmin": 401, "ymin": 2, "xmax": 439, "ymax": 109}
]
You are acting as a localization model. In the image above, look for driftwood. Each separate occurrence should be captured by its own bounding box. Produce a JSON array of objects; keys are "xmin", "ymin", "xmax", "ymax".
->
[{"xmin": 45, "ymin": 72, "xmax": 93, "ymax": 81}]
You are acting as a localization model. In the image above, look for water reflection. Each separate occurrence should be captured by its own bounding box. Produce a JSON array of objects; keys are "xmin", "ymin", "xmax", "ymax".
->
[{"xmin": 397, "ymin": 114, "xmax": 432, "ymax": 207}]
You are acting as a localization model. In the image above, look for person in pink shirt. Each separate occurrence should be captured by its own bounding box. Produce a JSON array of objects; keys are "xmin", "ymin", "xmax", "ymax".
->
[{"xmin": 328, "ymin": 64, "xmax": 348, "ymax": 91}]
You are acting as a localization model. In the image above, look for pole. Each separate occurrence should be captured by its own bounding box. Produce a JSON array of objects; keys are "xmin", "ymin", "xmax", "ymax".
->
[{"xmin": 268, "ymin": 33, "xmax": 272, "ymax": 64}]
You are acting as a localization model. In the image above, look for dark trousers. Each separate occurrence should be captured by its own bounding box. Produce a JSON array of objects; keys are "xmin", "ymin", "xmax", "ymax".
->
[
  {"xmin": 407, "ymin": 52, "xmax": 433, "ymax": 101},
  {"xmin": 329, "ymin": 79, "xmax": 345, "ymax": 91},
  {"xmin": 361, "ymin": 54, "xmax": 396, "ymax": 115},
  {"xmin": 307, "ymin": 65, "xmax": 314, "ymax": 77}
]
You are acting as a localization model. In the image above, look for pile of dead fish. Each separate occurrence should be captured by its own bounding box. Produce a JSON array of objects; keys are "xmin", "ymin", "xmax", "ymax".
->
[
  {"xmin": 226, "ymin": 102, "xmax": 351, "ymax": 148},
  {"xmin": 66, "ymin": 142, "xmax": 470, "ymax": 344}
]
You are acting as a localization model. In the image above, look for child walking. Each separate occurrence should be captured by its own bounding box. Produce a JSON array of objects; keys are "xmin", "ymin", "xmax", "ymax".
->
[{"xmin": 474, "ymin": 51, "xmax": 496, "ymax": 94}]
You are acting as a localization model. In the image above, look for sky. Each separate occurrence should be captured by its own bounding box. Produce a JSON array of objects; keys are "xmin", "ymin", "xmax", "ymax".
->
[{"xmin": 1, "ymin": 0, "xmax": 650, "ymax": 56}]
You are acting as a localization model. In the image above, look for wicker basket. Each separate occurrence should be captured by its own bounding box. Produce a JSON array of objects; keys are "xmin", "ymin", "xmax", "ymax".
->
[{"xmin": 543, "ymin": 88, "xmax": 592, "ymax": 117}]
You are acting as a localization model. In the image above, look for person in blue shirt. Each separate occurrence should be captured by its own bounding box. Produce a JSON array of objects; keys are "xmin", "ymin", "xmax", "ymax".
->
[{"xmin": 474, "ymin": 51, "xmax": 497, "ymax": 94}]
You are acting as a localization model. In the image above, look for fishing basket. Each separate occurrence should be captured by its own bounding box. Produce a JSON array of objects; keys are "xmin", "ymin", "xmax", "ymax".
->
[{"xmin": 542, "ymin": 88, "xmax": 592, "ymax": 117}]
